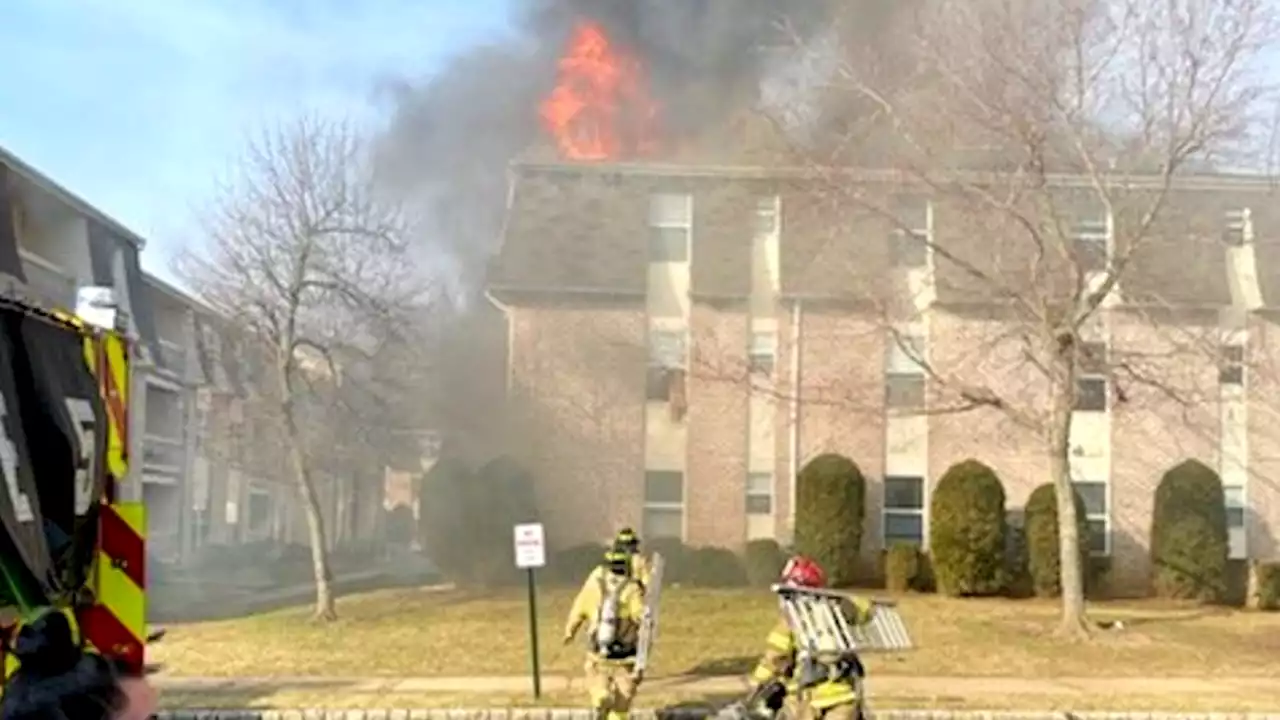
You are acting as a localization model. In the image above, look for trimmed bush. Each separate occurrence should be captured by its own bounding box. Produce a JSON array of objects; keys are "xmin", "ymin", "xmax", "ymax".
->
[
  {"xmin": 550, "ymin": 543, "xmax": 609, "ymax": 585},
  {"xmin": 794, "ymin": 453, "xmax": 866, "ymax": 586},
  {"xmin": 1254, "ymin": 562, "xmax": 1280, "ymax": 610},
  {"xmin": 684, "ymin": 547, "xmax": 748, "ymax": 587},
  {"xmin": 884, "ymin": 543, "xmax": 921, "ymax": 592},
  {"xmin": 1150, "ymin": 459, "xmax": 1229, "ymax": 602},
  {"xmin": 419, "ymin": 454, "xmax": 540, "ymax": 587},
  {"xmin": 744, "ymin": 539, "xmax": 788, "ymax": 586},
  {"xmin": 929, "ymin": 459, "xmax": 1008, "ymax": 597},
  {"xmin": 1023, "ymin": 483, "xmax": 1091, "ymax": 598},
  {"xmin": 648, "ymin": 537, "xmax": 691, "ymax": 583}
]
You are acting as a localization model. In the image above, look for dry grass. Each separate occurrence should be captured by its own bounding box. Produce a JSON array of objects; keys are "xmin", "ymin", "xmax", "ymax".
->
[{"xmin": 151, "ymin": 586, "xmax": 1280, "ymax": 679}]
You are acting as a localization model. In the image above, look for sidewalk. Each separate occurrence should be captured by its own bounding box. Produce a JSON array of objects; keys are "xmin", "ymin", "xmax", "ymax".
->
[{"xmin": 154, "ymin": 674, "xmax": 1275, "ymax": 697}]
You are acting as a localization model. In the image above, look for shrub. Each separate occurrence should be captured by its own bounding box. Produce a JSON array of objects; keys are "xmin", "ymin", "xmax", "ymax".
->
[
  {"xmin": 884, "ymin": 543, "xmax": 921, "ymax": 592},
  {"xmin": 684, "ymin": 547, "xmax": 748, "ymax": 587},
  {"xmin": 1003, "ymin": 519, "xmax": 1032, "ymax": 598},
  {"xmin": 794, "ymin": 453, "xmax": 866, "ymax": 586},
  {"xmin": 549, "ymin": 543, "xmax": 609, "ymax": 585},
  {"xmin": 1023, "ymin": 483, "xmax": 1091, "ymax": 598},
  {"xmin": 1254, "ymin": 562, "xmax": 1280, "ymax": 611},
  {"xmin": 929, "ymin": 459, "xmax": 1008, "ymax": 596},
  {"xmin": 744, "ymin": 539, "xmax": 788, "ymax": 586},
  {"xmin": 1150, "ymin": 459, "xmax": 1229, "ymax": 602},
  {"xmin": 419, "ymin": 454, "xmax": 540, "ymax": 587},
  {"xmin": 648, "ymin": 537, "xmax": 691, "ymax": 583}
]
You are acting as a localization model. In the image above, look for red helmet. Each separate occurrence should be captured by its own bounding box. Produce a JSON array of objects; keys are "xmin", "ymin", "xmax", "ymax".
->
[{"xmin": 781, "ymin": 555, "xmax": 826, "ymax": 588}]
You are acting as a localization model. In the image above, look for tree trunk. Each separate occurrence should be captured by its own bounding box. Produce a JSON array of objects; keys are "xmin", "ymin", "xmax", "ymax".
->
[
  {"xmin": 1048, "ymin": 374, "xmax": 1090, "ymax": 638},
  {"xmin": 288, "ymin": 432, "xmax": 337, "ymax": 621}
]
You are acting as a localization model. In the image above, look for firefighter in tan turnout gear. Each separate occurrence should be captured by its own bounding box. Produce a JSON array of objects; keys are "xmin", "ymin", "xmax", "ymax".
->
[
  {"xmin": 563, "ymin": 545, "xmax": 648, "ymax": 720},
  {"xmin": 583, "ymin": 528, "xmax": 651, "ymax": 590},
  {"xmin": 748, "ymin": 556, "xmax": 877, "ymax": 720}
]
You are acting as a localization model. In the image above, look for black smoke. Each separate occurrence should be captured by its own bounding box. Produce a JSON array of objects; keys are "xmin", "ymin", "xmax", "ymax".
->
[{"xmin": 373, "ymin": 0, "xmax": 839, "ymax": 289}]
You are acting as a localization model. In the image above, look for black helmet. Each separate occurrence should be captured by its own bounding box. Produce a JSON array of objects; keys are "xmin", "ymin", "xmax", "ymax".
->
[{"xmin": 614, "ymin": 527, "xmax": 640, "ymax": 553}]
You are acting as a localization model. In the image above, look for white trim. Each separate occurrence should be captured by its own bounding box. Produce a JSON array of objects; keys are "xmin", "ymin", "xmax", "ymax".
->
[
  {"xmin": 746, "ymin": 471, "xmax": 774, "ymax": 517},
  {"xmin": 647, "ymin": 193, "xmax": 693, "ymax": 264},
  {"xmin": 144, "ymin": 373, "xmax": 183, "ymax": 394}
]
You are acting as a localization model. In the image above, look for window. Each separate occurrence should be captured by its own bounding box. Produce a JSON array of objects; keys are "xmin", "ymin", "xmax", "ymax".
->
[
  {"xmin": 649, "ymin": 193, "xmax": 691, "ymax": 263},
  {"xmin": 885, "ymin": 332, "xmax": 926, "ymax": 411},
  {"xmin": 749, "ymin": 331, "xmax": 777, "ymax": 375},
  {"xmin": 1224, "ymin": 208, "xmax": 1251, "ymax": 247},
  {"xmin": 883, "ymin": 475, "xmax": 925, "ymax": 546},
  {"xmin": 1071, "ymin": 216, "xmax": 1110, "ymax": 274},
  {"xmin": 647, "ymin": 328, "xmax": 687, "ymax": 401},
  {"xmin": 1074, "ymin": 341, "xmax": 1108, "ymax": 412},
  {"xmin": 644, "ymin": 471, "xmax": 684, "ymax": 540},
  {"xmin": 1220, "ymin": 345, "xmax": 1245, "ymax": 386},
  {"xmin": 248, "ymin": 488, "xmax": 271, "ymax": 534},
  {"xmin": 755, "ymin": 196, "xmax": 779, "ymax": 236},
  {"xmin": 746, "ymin": 472, "xmax": 773, "ymax": 515},
  {"xmin": 1072, "ymin": 480, "xmax": 1110, "ymax": 555}
]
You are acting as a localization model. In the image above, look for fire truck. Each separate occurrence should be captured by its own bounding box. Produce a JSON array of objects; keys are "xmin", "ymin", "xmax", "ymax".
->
[{"xmin": 0, "ymin": 281, "xmax": 151, "ymax": 684}]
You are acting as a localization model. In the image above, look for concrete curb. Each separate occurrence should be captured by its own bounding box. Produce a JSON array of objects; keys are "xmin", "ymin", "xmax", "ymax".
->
[{"xmin": 153, "ymin": 711, "xmax": 1280, "ymax": 720}]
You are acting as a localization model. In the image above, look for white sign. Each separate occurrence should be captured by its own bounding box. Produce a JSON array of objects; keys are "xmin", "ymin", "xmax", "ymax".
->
[{"xmin": 513, "ymin": 523, "xmax": 546, "ymax": 569}]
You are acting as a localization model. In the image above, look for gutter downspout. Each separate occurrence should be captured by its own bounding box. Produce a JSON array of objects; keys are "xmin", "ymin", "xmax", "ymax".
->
[{"xmin": 788, "ymin": 300, "xmax": 802, "ymax": 542}]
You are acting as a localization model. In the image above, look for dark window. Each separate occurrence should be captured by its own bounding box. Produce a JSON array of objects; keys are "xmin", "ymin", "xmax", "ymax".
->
[
  {"xmin": 643, "ymin": 507, "xmax": 683, "ymax": 539},
  {"xmin": 1074, "ymin": 377, "xmax": 1108, "ymax": 412},
  {"xmin": 1227, "ymin": 507, "xmax": 1246, "ymax": 528},
  {"xmin": 1085, "ymin": 519, "xmax": 1109, "ymax": 555},
  {"xmin": 884, "ymin": 476, "xmax": 924, "ymax": 510},
  {"xmin": 1072, "ymin": 220, "xmax": 1109, "ymax": 273},
  {"xmin": 1220, "ymin": 345, "xmax": 1244, "ymax": 385},
  {"xmin": 889, "ymin": 230, "xmax": 928, "ymax": 268},
  {"xmin": 646, "ymin": 367, "xmax": 672, "ymax": 401},
  {"xmin": 1079, "ymin": 342, "xmax": 1107, "ymax": 374},
  {"xmin": 649, "ymin": 227, "xmax": 689, "ymax": 263},
  {"xmin": 883, "ymin": 513, "xmax": 924, "ymax": 545},
  {"xmin": 886, "ymin": 374, "xmax": 925, "ymax": 410},
  {"xmin": 755, "ymin": 198, "xmax": 779, "ymax": 235},
  {"xmin": 645, "ymin": 471, "xmax": 684, "ymax": 504},
  {"xmin": 749, "ymin": 352, "xmax": 775, "ymax": 375},
  {"xmin": 248, "ymin": 490, "xmax": 270, "ymax": 532},
  {"xmin": 1072, "ymin": 481, "xmax": 1108, "ymax": 516},
  {"xmin": 746, "ymin": 473, "xmax": 773, "ymax": 515}
]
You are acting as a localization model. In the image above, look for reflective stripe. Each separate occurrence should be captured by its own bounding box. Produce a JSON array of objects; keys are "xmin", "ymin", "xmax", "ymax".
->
[
  {"xmin": 83, "ymin": 502, "xmax": 146, "ymax": 673},
  {"xmin": 766, "ymin": 630, "xmax": 793, "ymax": 650},
  {"xmin": 808, "ymin": 679, "xmax": 858, "ymax": 709},
  {"xmin": 750, "ymin": 665, "xmax": 775, "ymax": 683}
]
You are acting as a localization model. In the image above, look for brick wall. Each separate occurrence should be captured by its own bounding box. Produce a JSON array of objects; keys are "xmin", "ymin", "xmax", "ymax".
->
[{"xmin": 507, "ymin": 304, "xmax": 647, "ymax": 549}]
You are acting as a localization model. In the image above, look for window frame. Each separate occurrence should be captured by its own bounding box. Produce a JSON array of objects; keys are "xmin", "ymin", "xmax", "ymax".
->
[
  {"xmin": 749, "ymin": 330, "xmax": 778, "ymax": 376},
  {"xmin": 882, "ymin": 474, "xmax": 926, "ymax": 547},
  {"xmin": 885, "ymin": 331, "xmax": 927, "ymax": 412},
  {"xmin": 648, "ymin": 193, "xmax": 692, "ymax": 263},
  {"xmin": 643, "ymin": 470, "xmax": 685, "ymax": 540},
  {"xmin": 647, "ymin": 327, "xmax": 688, "ymax": 402},
  {"xmin": 1071, "ymin": 479, "xmax": 1111, "ymax": 556},
  {"xmin": 755, "ymin": 196, "xmax": 780, "ymax": 237},
  {"xmin": 1224, "ymin": 483, "xmax": 1247, "ymax": 559},
  {"xmin": 746, "ymin": 471, "xmax": 773, "ymax": 516},
  {"xmin": 1223, "ymin": 208, "xmax": 1251, "ymax": 247}
]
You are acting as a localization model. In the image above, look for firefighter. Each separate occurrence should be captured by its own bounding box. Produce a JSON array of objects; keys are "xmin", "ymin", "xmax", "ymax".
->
[
  {"xmin": 563, "ymin": 546, "xmax": 647, "ymax": 720},
  {"xmin": 747, "ymin": 555, "xmax": 876, "ymax": 720}
]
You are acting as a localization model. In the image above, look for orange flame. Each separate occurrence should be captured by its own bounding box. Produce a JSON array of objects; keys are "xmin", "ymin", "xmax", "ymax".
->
[{"xmin": 539, "ymin": 21, "xmax": 658, "ymax": 161}]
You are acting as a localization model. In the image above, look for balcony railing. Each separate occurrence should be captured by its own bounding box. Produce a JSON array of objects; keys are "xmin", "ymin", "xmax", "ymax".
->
[
  {"xmin": 142, "ymin": 434, "xmax": 185, "ymax": 475},
  {"xmin": 156, "ymin": 338, "xmax": 187, "ymax": 378},
  {"xmin": 17, "ymin": 250, "xmax": 76, "ymax": 310}
]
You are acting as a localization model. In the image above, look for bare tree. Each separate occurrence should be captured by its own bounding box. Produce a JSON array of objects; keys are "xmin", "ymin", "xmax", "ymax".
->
[
  {"xmin": 178, "ymin": 116, "xmax": 422, "ymax": 621},
  {"xmin": 762, "ymin": 0, "xmax": 1278, "ymax": 635}
]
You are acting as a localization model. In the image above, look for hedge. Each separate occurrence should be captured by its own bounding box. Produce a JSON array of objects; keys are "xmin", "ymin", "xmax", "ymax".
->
[
  {"xmin": 794, "ymin": 454, "xmax": 866, "ymax": 586},
  {"xmin": 929, "ymin": 459, "xmax": 1008, "ymax": 596},
  {"xmin": 744, "ymin": 539, "xmax": 788, "ymax": 586},
  {"xmin": 1023, "ymin": 483, "xmax": 1091, "ymax": 598},
  {"xmin": 1255, "ymin": 562, "xmax": 1280, "ymax": 610},
  {"xmin": 884, "ymin": 543, "xmax": 922, "ymax": 592},
  {"xmin": 1150, "ymin": 459, "xmax": 1229, "ymax": 602},
  {"xmin": 550, "ymin": 543, "xmax": 609, "ymax": 585}
]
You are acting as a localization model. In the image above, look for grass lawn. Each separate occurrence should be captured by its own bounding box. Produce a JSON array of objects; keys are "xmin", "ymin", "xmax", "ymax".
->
[{"xmin": 151, "ymin": 586, "xmax": 1280, "ymax": 680}]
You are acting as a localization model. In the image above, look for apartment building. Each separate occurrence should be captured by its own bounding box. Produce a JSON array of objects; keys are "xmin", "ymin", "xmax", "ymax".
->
[{"xmin": 488, "ymin": 160, "xmax": 1280, "ymax": 594}]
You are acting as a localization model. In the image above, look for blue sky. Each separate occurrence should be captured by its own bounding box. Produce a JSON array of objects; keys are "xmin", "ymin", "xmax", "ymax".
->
[{"xmin": 0, "ymin": 0, "xmax": 515, "ymax": 283}]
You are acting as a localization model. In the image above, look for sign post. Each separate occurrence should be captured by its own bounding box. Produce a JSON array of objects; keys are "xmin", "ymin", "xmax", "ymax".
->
[{"xmin": 513, "ymin": 522, "xmax": 547, "ymax": 700}]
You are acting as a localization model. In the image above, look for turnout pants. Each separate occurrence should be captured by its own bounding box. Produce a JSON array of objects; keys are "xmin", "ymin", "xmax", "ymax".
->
[
  {"xmin": 796, "ymin": 702, "xmax": 860, "ymax": 720},
  {"xmin": 583, "ymin": 654, "xmax": 639, "ymax": 720}
]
